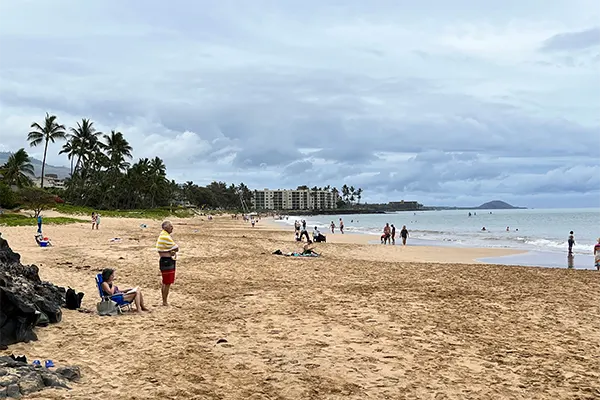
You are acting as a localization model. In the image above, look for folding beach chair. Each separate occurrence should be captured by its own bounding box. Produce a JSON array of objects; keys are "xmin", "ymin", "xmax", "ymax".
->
[{"xmin": 95, "ymin": 273, "xmax": 132, "ymax": 312}]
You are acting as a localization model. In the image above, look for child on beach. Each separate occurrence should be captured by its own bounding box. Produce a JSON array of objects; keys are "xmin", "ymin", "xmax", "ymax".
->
[
  {"xmin": 568, "ymin": 231, "xmax": 575, "ymax": 254},
  {"xmin": 91, "ymin": 212, "xmax": 97, "ymax": 230}
]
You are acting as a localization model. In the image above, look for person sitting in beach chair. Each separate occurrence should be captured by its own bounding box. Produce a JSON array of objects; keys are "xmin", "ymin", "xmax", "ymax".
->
[
  {"xmin": 35, "ymin": 233, "xmax": 52, "ymax": 247},
  {"xmin": 313, "ymin": 227, "xmax": 327, "ymax": 243},
  {"xmin": 97, "ymin": 268, "xmax": 149, "ymax": 312}
]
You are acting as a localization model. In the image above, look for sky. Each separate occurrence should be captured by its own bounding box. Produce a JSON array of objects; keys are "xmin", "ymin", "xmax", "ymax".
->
[{"xmin": 0, "ymin": 0, "xmax": 599, "ymax": 208}]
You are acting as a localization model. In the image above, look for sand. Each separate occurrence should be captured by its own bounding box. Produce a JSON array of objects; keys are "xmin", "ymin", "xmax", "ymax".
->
[{"xmin": 1, "ymin": 215, "xmax": 599, "ymax": 399}]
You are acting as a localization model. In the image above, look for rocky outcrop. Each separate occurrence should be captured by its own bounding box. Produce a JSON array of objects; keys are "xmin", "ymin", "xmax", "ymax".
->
[
  {"xmin": 0, "ymin": 356, "xmax": 80, "ymax": 398},
  {"xmin": 0, "ymin": 238, "xmax": 66, "ymax": 347}
]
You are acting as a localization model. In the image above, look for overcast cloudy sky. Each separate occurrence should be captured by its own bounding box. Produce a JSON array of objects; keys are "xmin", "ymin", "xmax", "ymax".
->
[{"xmin": 1, "ymin": 0, "xmax": 599, "ymax": 207}]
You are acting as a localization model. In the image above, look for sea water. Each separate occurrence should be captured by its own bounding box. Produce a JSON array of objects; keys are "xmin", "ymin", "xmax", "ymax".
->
[{"xmin": 273, "ymin": 208, "xmax": 600, "ymax": 268}]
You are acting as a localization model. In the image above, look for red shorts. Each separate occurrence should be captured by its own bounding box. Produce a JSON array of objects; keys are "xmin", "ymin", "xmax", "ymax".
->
[{"xmin": 161, "ymin": 269, "xmax": 176, "ymax": 285}]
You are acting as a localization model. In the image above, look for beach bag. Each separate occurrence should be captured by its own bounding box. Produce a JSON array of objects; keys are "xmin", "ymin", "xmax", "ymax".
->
[
  {"xmin": 96, "ymin": 299, "xmax": 120, "ymax": 316},
  {"xmin": 65, "ymin": 288, "xmax": 84, "ymax": 310}
]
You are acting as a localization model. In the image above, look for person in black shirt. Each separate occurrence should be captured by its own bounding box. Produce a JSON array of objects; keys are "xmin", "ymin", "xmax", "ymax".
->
[{"xmin": 400, "ymin": 225, "xmax": 409, "ymax": 246}]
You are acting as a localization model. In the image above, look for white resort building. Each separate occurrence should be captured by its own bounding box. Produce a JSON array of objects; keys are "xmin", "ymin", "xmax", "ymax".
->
[
  {"xmin": 34, "ymin": 174, "xmax": 66, "ymax": 189},
  {"xmin": 251, "ymin": 188, "xmax": 338, "ymax": 210}
]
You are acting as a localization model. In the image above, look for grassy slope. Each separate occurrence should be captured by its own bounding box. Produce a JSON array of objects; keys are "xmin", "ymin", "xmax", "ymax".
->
[
  {"xmin": 54, "ymin": 204, "xmax": 195, "ymax": 219},
  {"xmin": 0, "ymin": 213, "xmax": 85, "ymax": 227}
]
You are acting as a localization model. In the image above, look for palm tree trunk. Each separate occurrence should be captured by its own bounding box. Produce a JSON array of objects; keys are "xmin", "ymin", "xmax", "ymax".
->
[
  {"xmin": 70, "ymin": 158, "xmax": 74, "ymax": 176},
  {"xmin": 41, "ymin": 138, "xmax": 49, "ymax": 188}
]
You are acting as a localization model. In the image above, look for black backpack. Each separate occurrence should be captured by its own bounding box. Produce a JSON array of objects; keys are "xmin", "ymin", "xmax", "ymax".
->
[{"xmin": 65, "ymin": 288, "xmax": 84, "ymax": 310}]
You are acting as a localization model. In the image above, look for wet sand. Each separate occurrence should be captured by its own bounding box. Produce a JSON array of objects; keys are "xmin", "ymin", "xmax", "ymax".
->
[{"xmin": 2, "ymin": 216, "xmax": 599, "ymax": 399}]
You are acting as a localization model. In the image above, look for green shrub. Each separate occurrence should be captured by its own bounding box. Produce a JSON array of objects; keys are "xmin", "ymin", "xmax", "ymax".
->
[{"xmin": 0, "ymin": 183, "xmax": 20, "ymax": 209}]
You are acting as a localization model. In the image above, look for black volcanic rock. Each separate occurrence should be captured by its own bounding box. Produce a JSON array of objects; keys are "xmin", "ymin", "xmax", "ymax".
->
[
  {"xmin": 0, "ymin": 356, "xmax": 79, "ymax": 397},
  {"xmin": 0, "ymin": 238, "xmax": 66, "ymax": 347}
]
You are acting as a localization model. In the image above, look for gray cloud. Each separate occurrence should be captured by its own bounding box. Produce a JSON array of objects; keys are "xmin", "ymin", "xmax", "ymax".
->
[
  {"xmin": 0, "ymin": 1, "xmax": 599, "ymax": 208},
  {"xmin": 540, "ymin": 27, "xmax": 600, "ymax": 52}
]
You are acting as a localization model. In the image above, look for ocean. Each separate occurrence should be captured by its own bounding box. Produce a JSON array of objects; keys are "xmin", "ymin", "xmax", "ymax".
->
[{"xmin": 272, "ymin": 208, "xmax": 600, "ymax": 269}]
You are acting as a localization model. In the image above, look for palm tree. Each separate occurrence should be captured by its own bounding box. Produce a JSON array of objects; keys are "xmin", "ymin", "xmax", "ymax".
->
[
  {"xmin": 58, "ymin": 139, "xmax": 76, "ymax": 176},
  {"xmin": 357, "ymin": 188, "xmax": 363, "ymax": 204},
  {"xmin": 70, "ymin": 118, "xmax": 101, "ymax": 174},
  {"xmin": 0, "ymin": 148, "xmax": 35, "ymax": 188},
  {"xmin": 28, "ymin": 113, "xmax": 66, "ymax": 188},
  {"xmin": 183, "ymin": 181, "xmax": 195, "ymax": 202},
  {"xmin": 103, "ymin": 130, "xmax": 133, "ymax": 171},
  {"xmin": 148, "ymin": 157, "xmax": 168, "ymax": 208},
  {"xmin": 342, "ymin": 184, "xmax": 349, "ymax": 202}
]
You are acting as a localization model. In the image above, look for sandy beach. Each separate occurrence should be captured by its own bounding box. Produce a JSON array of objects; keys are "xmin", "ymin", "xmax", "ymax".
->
[{"xmin": 2, "ymin": 215, "xmax": 599, "ymax": 399}]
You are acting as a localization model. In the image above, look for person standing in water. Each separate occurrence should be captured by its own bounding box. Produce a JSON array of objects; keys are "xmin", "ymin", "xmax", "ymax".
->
[
  {"xmin": 568, "ymin": 231, "xmax": 575, "ymax": 254},
  {"xmin": 400, "ymin": 225, "xmax": 409, "ymax": 245},
  {"xmin": 391, "ymin": 224, "xmax": 396, "ymax": 245},
  {"xmin": 330, "ymin": 221, "xmax": 335, "ymax": 234},
  {"xmin": 339, "ymin": 218, "xmax": 344, "ymax": 234}
]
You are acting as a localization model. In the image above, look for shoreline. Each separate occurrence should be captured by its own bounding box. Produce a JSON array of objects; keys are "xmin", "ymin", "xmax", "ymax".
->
[
  {"xmin": 259, "ymin": 218, "xmax": 527, "ymax": 265},
  {"xmin": 261, "ymin": 218, "xmax": 597, "ymax": 269}
]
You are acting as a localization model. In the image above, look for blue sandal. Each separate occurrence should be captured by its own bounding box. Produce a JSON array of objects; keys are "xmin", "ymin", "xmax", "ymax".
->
[{"xmin": 45, "ymin": 360, "xmax": 55, "ymax": 368}]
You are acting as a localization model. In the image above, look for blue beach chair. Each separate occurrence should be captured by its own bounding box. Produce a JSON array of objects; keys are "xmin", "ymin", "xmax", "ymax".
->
[{"xmin": 95, "ymin": 273, "xmax": 132, "ymax": 312}]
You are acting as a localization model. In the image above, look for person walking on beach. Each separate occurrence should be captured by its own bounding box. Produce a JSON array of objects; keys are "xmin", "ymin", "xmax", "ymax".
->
[
  {"xmin": 156, "ymin": 220, "xmax": 179, "ymax": 306},
  {"xmin": 400, "ymin": 225, "xmax": 409, "ymax": 245},
  {"xmin": 299, "ymin": 223, "xmax": 310, "ymax": 242},
  {"xmin": 95, "ymin": 213, "xmax": 101, "ymax": 230},
  {"xmin": 330, "ymin": 221, "xmax": 335, "ymax": 234},
  {"xmin": 382, "ymin": 223, "xmax": 391, "ymax": 244},
  {"xmin": 91, "ymin": 212, "xmax": 97, "ymax": 230},
  {"xmin": 568, "ymin": 231, "xmax": 575, "ymax": 254},
  {"xmin": 593, "ymin": 238, "xmax": 600, "ymax": 270},
  {"xmin": 339, "ymin": 218, "xmax": 344, "ymax": 234},
  {"xmin": 37, "ymin": 214, "xmax": 43, "ymax": 234},
  {"xmin": 391, "ymin": 224, "xmax": 396, "ymax": 245}
]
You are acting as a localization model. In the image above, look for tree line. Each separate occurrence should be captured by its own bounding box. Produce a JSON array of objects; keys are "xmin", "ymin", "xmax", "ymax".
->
[
  {"xmin": 1, "ymin": 112, "xmax": 364, "ymax": 211},
  {"xmin": 296, "ymin": 184, "xmax": 363, "ymax": 208}
]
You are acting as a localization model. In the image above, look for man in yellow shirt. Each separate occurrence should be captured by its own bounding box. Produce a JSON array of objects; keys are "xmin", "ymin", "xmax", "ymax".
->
[{"xmin": 156, "ymin": 220, "xmax": 179, "ymax": 306}]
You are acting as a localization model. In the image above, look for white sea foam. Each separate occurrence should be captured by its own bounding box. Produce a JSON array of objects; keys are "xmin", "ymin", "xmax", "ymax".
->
[{"xmin": 271, "ymin": 208, "xmax": 600, "ymax": 255}]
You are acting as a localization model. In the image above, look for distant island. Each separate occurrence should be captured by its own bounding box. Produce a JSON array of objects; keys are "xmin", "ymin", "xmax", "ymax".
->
[
  {"xmin": 423, "ymin": 200, "xmax": 526, "ymax": 211},
  {"xmin": 475, "ymin": 200, "xmax": 525, "ymax": 210}
]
